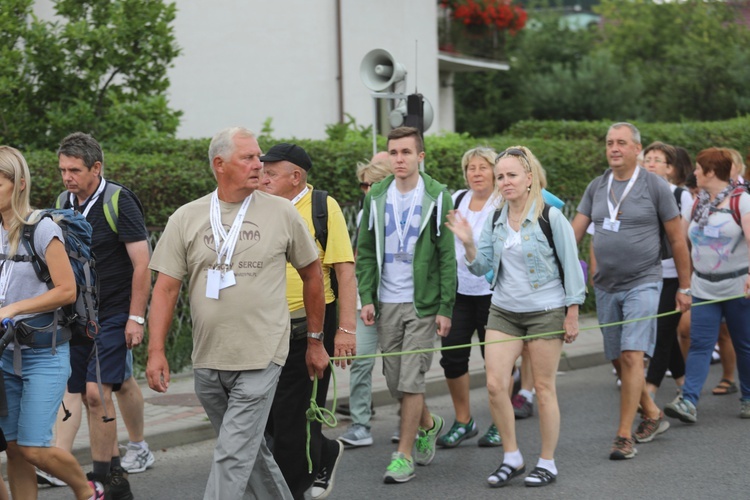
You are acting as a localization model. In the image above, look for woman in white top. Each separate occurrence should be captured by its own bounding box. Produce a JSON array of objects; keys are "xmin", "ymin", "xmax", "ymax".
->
[
  {"xmin": 437, "ymin": 147, "xmax": 502, "ymax": 449},
  {"xmin": 447, "ymin": 146, "xmax": 585, "ymax": 488}
]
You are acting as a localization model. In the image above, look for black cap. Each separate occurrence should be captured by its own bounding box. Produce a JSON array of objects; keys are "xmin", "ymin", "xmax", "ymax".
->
[{"xmin": 260, "ymin": 143, "xmax": 312, "ymax": 171}]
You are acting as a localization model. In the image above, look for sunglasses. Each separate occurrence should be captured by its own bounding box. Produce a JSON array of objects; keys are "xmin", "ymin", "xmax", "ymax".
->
[
  {"xmin": 495, "ymin": 148, "xmax": 528, "ymax": 163},
  {"xmin": 359, "ymin": 182, "xmax": 372, "ymax": 189}
]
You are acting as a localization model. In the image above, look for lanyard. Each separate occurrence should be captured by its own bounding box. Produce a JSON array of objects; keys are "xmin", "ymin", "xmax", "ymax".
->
[
  {"xmin": 209, "ymin": 190, "xmax": 252, "ymax": 273},
  {"xmin": 606, "ymin": 167, "xmax": 640, "ymax": 221},
  {"xmin": 0, "ymin": 232, "xmax": 14, "ymax": 306},
  {"xmin": 71, "ymin": 177, "xmax": 107, "ymax": 218},
  {"xmin": 390, "ymin": 178, "xmax": 423, "ymax": 251},
  {"xmin": 291, "ymin": 186, "xmax": 309, "ymax": 206}
]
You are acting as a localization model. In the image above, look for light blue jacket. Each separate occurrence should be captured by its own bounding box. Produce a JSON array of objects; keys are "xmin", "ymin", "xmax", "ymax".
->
[{"xmin": 466, "ymin": 201, "xmax": 586, "ymax": 307}]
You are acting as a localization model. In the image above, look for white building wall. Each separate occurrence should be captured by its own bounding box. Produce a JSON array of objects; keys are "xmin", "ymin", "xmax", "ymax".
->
[{"xmin": 32, "ymin": 0, "xmax": 444, "ymax": 140}]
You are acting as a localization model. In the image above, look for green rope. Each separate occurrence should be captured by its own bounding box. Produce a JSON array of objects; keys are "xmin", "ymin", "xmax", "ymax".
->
[
  {"xmin": 304, "ymin": 293, "xmax": 746, "ymax": 471},
  {"xmin": 304, "ymin": 368, "xmax": 338, "ymax": 473}
]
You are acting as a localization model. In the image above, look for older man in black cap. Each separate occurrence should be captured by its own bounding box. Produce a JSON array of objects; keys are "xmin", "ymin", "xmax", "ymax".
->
[{"xmin": 261, "ymin": 143, "xmax": 357, "ymax": 500}]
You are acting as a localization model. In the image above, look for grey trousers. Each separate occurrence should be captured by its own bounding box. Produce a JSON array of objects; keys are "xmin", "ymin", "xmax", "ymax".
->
[{"xmin": 194, "ymin": 364, "xmax": 292, "ymax": 500}]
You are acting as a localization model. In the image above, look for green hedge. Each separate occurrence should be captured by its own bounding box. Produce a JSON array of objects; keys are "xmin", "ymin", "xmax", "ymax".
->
[{"xmin": 17, "ymin": 116, "xmax": 749, "ymax": 374}]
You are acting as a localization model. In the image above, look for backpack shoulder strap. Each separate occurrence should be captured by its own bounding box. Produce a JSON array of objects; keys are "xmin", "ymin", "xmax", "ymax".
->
[
  {"xmin": 492, "ymin": 209, "xmax": 501, "ymax": 226},
  {"xmin": 673, "ymin": 186, "xmax": 684, "ymax": 212},
  {"xmin": 730, "ymin": 186, "xmax": 744, "ymax": 227},
  {"xmin": 311, "ymin": 189, "xmax": 329, "ymax": 251},
  {"xmin": 55, "ymin": 191, "xmax": 70, "ymax": 209},
  {"xmin": 537, "ymin": 204, "xmax": 565, "ymax": 285},
  {"xmin": 101, "ymin": 180, "xmax": 145, "ymax": 234},
  {"xmin": 454, "ymin": 189, "xmax": 468, "ymax": 209},
  {"xmin": 19, "ymin": 211, "xmax": 54, "ymax": 285}
]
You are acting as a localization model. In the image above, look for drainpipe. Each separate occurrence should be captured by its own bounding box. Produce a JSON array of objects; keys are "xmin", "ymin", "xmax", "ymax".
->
[{"xmin": 336, "ymin": 0, "xmax": 344, "ymax": 123}]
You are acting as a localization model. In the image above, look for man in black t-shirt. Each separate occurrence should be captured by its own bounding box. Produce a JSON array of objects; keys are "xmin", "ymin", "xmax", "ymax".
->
[{"xmin": 56, "ymin": 132, "xmax": 151, "ymax": 498}]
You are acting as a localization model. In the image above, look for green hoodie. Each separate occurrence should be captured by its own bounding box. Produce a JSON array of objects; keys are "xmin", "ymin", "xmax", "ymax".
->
[{"xmin": 356, "ymin": 172, "xmax": 456, "ymax": 318}]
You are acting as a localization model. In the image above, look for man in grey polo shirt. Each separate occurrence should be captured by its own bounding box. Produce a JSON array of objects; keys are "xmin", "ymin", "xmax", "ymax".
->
[{"xmin": 571, "ymin": 122, "xmax": 691, "ymax": 460}]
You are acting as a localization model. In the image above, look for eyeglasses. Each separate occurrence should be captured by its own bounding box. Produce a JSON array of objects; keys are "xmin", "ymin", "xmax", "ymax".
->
[
  {"xmin": 643, "ymin": 156, "xmax": 668, "ymax": 165},
  {"xmin": 495, "ymin": 148, "xmax": 528, "ymax": 163},
  {"xmin": 359, "ymin": 182, "xmax": 372, "ymax": 189}
]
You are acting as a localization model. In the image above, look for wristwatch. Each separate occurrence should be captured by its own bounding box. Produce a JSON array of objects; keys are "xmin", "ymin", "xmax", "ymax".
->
[
  {"xmin": 307, "ymin": 332, "xmax": 324, "ymax": 341},
  {"xmin": 128, "ymin": 315, "xmax": 146, "ymax": 325},
  {"xmin": 677, "ymin": 288, "xmax": 692, "ymax": 296}
]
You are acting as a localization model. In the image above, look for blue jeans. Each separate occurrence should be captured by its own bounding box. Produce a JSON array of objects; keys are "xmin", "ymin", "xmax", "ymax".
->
[
  {"xmin": 0, "ymin": 343, "xmax": 70, "ymax": 446},
  {"xmin": 348, "ymin": 313, "xmax": 378, "ymax": 427},
  {"xmin": 683, "ymin": 296, "xmax": 750, "ymax": 405}
]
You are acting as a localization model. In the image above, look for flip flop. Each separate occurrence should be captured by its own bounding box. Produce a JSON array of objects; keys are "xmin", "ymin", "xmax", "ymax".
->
[{"xmin": 712, "ymin": 378, "xmax": 738, "ymax": 396}]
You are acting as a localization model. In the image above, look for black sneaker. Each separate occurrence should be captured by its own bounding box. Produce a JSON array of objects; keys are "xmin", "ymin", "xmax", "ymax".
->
[
  {"xmin": 311, "ymin": 440, "xmax": 344, "ymax": 499},
  {"xmin": 109, "ymin": 466, "xmax": 134, "ymax": 500}
]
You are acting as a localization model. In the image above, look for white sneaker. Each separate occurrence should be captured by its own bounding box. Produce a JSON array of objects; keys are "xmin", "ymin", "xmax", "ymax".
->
[
  {"xmin": 121, "ymin": 443, "xmax": 155, "ymax": 473},
  {"xmin": 36, "ymin": 467, "xmax": 66, "ymax": 487}
]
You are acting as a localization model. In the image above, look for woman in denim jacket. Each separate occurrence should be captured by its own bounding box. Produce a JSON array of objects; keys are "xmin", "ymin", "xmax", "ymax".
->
[{"xmin": 446, "ymin": 146, "xmax": 585, "ymax": 489}]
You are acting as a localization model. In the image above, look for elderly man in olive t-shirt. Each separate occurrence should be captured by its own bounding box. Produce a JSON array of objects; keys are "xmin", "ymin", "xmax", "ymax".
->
[{"xmin": 146, "ymin": 127, "xmax": 327, "ymax": 500}]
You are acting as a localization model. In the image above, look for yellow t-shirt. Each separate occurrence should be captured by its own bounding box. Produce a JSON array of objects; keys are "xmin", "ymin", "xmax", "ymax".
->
[
  {"xmin": 286, "ymin": 186, "xmax": 354, "ymax": 311},
  {"xmin": 149, "ymin": 191, "xmax": 319, "ymax": 370}
]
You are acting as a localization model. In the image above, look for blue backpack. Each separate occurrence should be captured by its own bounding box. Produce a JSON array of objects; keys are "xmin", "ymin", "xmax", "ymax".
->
[{"xmin": 17, "ymin": 209, "xmax": 100, "ymax": 342}]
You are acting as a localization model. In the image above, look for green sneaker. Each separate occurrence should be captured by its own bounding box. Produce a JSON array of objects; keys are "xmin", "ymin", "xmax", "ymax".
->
[
  {"xmin": 383, "ymin": 452, "xmax": 415, "ymax": 484},
  {"xmin": 414, "ymin": 414, "xmax": 444, "ymax": 465},
  {"xmin": 478, "ymin": 424, "xmax": 503, "ymax": 447},
  {"xmin": 436, "ymin": 418, "xmax": 478, "ymax": 448}
]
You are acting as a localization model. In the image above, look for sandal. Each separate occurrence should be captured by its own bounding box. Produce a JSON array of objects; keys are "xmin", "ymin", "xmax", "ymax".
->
[
  {"xmin": 712, "ymin": 378, "xmax": 738, "ymax": 396},
  {"xmin": 524, "ymin": 467, "xmax": 557, "ymax": 487},
  {"xmin": 487, "ymin": 463, "xmax": 525, "ymax": 488}
]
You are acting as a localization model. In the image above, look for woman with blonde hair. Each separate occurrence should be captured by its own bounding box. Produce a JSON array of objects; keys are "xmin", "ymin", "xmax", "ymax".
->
[
  {"xmin": 446, "ymin": 146, "xmax": 585, "ymax": 488},
  {"xmin": 0, "ymin": 146, "xmax": 104, "ymax": 499}
]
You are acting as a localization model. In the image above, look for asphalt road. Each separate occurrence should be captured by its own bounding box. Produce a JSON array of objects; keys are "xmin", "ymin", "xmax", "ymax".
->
[{"xmin": 38, "ymin": 362, "xmax": 748, "ymax": 499}]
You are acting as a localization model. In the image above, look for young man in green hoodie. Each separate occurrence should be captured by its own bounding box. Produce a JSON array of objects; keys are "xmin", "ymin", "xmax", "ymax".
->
[{"xmin": 356, "ymin": 126, "xmax": 456, "ymax": 484}]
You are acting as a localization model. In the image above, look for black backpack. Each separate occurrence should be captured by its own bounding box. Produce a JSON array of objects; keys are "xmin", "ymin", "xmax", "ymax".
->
[{"xmin": 311, "ymin": 189, "xmax": 339, "ymax": 297}]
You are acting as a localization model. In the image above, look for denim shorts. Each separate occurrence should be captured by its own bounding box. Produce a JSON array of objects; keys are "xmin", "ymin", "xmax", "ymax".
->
[
  {"xmin": 595, "ymin": 281, "xmax": 662, "ymax": 360},
  {"xmin": 68, "ymin": 312, "xmax": 128, "ymax": 393},
  {"xmin": 0, "ymin": 343, "xmax": 70, "ymax": 446}
]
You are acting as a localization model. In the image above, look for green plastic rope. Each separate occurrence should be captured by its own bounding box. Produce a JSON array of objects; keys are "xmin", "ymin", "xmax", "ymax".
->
[
  {"xmin": 305, "ymin": 293, "xmax": 746, "ymax": 470},
  {"xmin": 304, "ymin": 369, "xmax": 338, "ymax": 473}
]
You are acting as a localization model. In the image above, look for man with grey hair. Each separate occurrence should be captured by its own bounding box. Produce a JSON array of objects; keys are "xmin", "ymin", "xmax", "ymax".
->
[
  {"xmin": 57, "ymin": 131, "xmax": 151, "ymax": 499},
  {"xmin": 571, "ymin": 122, "xmax": 691, "ymax": 460},
  {"xmin": 146, "ymin": 127, "xmax": 327, "ymax": 499}
]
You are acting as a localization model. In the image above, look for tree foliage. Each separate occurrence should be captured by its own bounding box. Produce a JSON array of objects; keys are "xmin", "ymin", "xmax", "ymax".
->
[
  {"xmin": 454, "ymin": 0, "xmax": 750, "ymax": 135},
  {"xmin": 0, "ymin": 0, "xmax": 181, "ymax": 149}
]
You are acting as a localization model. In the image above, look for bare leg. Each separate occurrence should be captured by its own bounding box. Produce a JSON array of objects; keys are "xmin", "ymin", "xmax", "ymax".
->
[
  {"xmin": 5, "ymin": 442, "xmax": 37, "ymax": 500},
  {"xmin": 54, "ymin": 391, "xmax": 85, "ymax": 451},
  {"xmin": 677, "ymin": 310, "xmax": 691, "ymax": 360},
  {"xmin": 446, "ymin": 374, "xmax": 471, "ymax": 423},
  {"xmin": 485, "ymin": 330, "xmax": 524, "ymax": 453},
  {"xmin": 19, "ymin": 445, "xmax": 94, "ymax": 500},
  {"xmin": 398, "ymin": 393, "xmax": 429, "ymax": 460},
  {"xmin": 527, "ymin": 339, "xmax": 563, "ymax": 460},
  {"xmin": 520, "ymin": 349, "xmax": 534, "ymax": 392},
  {"xmin": 85, "ymin": 381, "xmax": 117, "ymax": 465},
  {"xmin": 114, "ymin": 376, "xmax": 146, "ymax": 442},
  {"xmin": 618, "ymin": 351, "xmax": 646, "ymax": 438}
]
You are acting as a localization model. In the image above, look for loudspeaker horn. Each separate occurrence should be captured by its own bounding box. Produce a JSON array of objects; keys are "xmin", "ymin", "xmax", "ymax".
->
[{"xmin": 360, "ymin": 49, "xmax": 407, "ymax": 92}]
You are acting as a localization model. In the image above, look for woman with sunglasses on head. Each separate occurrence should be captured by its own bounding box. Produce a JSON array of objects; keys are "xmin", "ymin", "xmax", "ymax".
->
[
  {"xmin": 0, "ymin": 146, "xmax": 104, "ymax": 499},
  {"xmin": 446, "ymin": 146, "xmax": 585, "ymax": 488}
]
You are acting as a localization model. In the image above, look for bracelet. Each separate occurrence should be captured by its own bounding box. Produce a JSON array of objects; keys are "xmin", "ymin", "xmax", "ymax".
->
[
  {"xmin": 337, "ymin": 326, "xmax": 356, "ymax": 335},
  {"xmin": 677, "ymin": 288, "xmax": 692, "ymax": 296}
]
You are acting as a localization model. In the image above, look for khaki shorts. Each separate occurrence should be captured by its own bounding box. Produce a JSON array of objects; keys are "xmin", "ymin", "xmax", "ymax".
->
[
  {"xmin": 486, "ymin": 304, "xmax": 565, "ymax": 341},
  {"xmin": 377, "ymin": 303, "xmax": 437, "ymax": 398}
]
